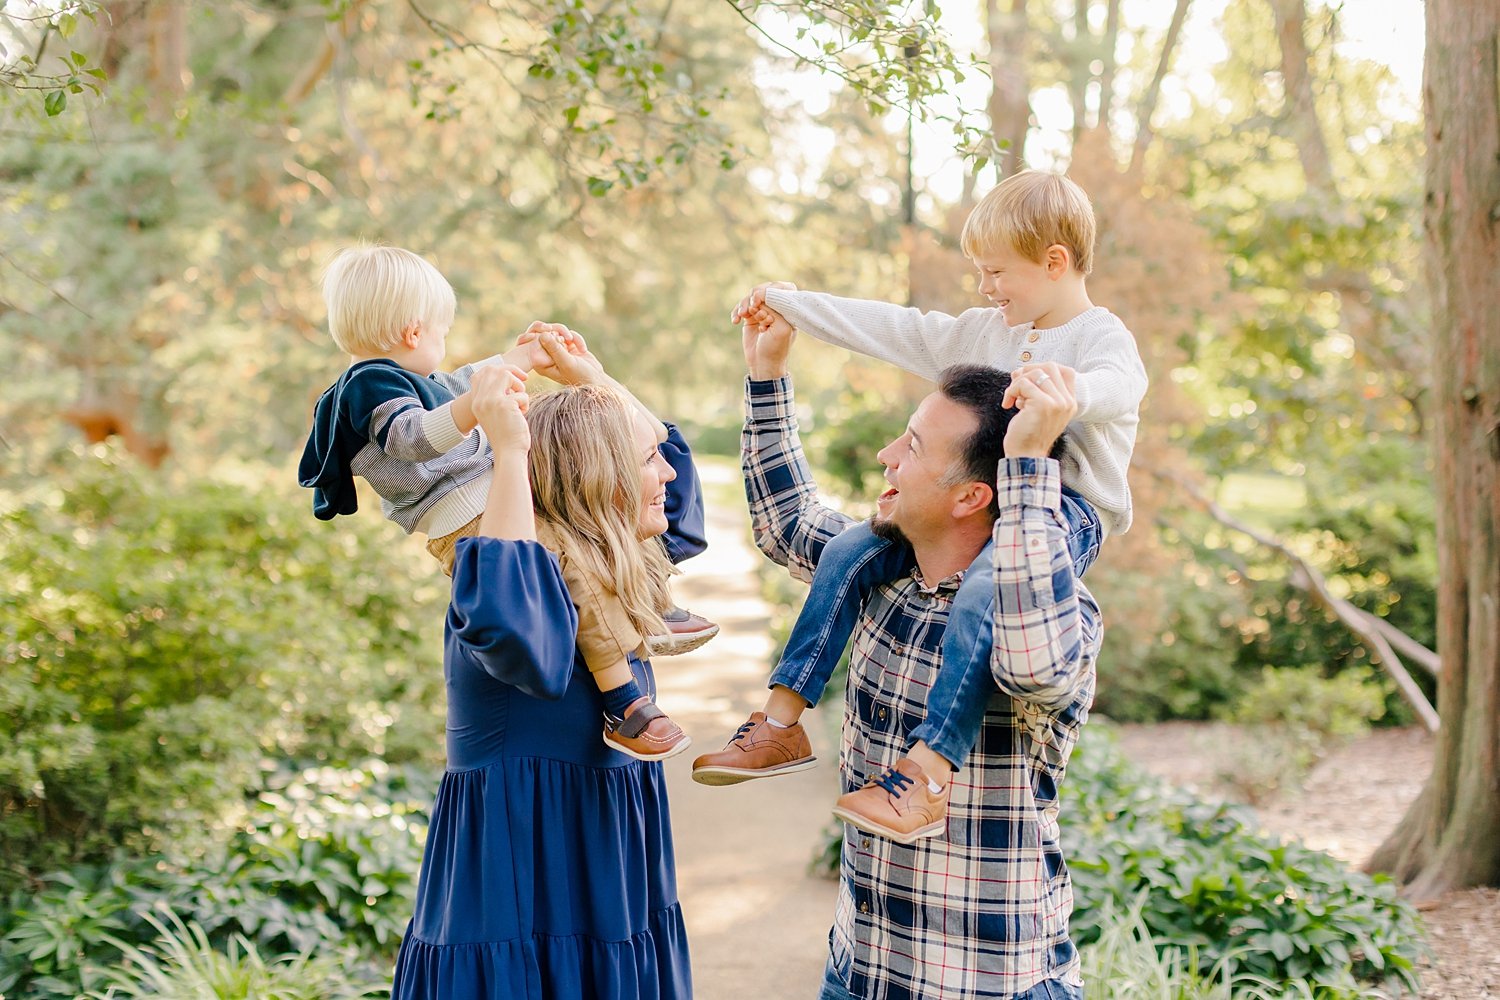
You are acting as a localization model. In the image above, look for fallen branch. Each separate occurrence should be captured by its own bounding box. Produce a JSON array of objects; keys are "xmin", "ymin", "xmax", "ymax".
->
[{"xmin": 1148, "ymin": 464, "xmax": 1440, "ymax": 732}]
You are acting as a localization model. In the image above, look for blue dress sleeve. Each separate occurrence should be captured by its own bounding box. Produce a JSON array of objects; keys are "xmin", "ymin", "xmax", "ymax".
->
[
  {"xmin": 659, "ymin": 423, "xmax": 707, "ymax": 564},
  {"xmin": 447, "ymin": 536, "xmax": 578, "ymax": 700}
]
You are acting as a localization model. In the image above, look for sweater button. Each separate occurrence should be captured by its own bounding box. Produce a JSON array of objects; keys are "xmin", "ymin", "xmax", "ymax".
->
[
  {"xmin": 1020, "ymin": 351, "xmax": 1033, "ymax": 362},
  {"xmin": 859, "ymin": 901, "xmax": 870, "ymax": 913},
  {"xmin": 1027, "ymin": 332, "xmax": 1039, "ymax": 343}
]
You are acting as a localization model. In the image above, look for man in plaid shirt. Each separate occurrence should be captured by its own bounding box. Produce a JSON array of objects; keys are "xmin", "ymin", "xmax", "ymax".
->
[{"xmin": 722, "ymin": 308, "xmax": 1100, "ymax": 999}]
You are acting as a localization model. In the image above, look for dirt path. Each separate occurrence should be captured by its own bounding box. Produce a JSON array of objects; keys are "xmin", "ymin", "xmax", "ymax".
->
[{"xmin": 657, "ymin": 460, "xmax": 839, "ymax": 997}]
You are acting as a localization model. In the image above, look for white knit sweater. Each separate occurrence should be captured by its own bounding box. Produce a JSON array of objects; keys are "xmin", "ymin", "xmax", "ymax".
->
[{"xmin": 765, "ymin": 288, "xmax": 1147, "ymax": 537}]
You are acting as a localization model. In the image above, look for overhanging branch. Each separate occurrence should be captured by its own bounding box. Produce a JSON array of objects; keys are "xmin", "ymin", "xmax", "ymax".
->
[{"xmin": 1147, "ymin": 463, "xmax": 1440, "ymax": 732}]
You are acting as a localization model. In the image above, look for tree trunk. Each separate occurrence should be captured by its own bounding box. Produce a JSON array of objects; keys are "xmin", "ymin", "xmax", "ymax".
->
[
  {"xmin": 985, "ymin": 0, "xmax": 1032, "ymax": 175},
  {"xmin": 1366, "ymin": 0, "xmax": 1500, "ymax": 899},
  {"xmin": 1066, "ymin": 0, "xmax": 1091, "ymax": 145},
  {"xmin": 1266, "ymin": 0, "xmax": 1334, "ymax": 195},
  {"xmin": 1095, "ymin": 0, "xmax": 1121, "ymax": 135},
  {"xmin": 1127, "ymin": 0, "xmax": 1190, "ymax": 177}
]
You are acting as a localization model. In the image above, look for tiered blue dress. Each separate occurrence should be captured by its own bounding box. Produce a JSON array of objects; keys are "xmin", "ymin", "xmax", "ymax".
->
[{"xmin": 391, "ymin": 427, "xmax": 705, "ymax": 1000}]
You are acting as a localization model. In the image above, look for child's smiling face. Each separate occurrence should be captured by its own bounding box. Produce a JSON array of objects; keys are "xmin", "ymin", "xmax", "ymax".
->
[{"xmin": 971, "ymin": 244, "xmax": 1060, "ymax": 328}]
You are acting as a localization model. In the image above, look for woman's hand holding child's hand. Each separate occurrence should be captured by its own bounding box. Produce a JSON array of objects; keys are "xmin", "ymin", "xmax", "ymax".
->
[
  {"xmin": 532, "ymin": 326, "xmax": 606, "ymax": 386},
  {"xmin": 471, "ymin": 365, "xmax": 531, "ymax": 453}
]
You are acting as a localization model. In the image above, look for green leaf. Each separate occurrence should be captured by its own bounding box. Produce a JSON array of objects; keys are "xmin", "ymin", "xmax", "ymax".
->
[
  {"xmin": 586, "ymin": 177, "xmax": 612, "ymax": 197},
  {"xmin": 58, "ymin": 13, "xmax": 77, "ymax": 38},
  {"xmin": 44, "ymin": 90, "xmax": 67, "ymax": 117}
]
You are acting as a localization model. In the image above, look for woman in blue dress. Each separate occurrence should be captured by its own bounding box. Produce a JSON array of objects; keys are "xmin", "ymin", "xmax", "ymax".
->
[{"xmin": 391, "ymin": 338, "xmax": 703, "ymax": 999}]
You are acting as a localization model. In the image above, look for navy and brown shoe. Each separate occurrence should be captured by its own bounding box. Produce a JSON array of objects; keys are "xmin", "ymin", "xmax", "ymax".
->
[{"xmin": 603, "ymin": 698, "xmax": 692, "ymax": 762}]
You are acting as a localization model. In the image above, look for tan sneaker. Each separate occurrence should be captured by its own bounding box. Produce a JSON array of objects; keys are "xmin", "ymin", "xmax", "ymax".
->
[
  {"xmin": 690, "ymin": 711, "xmax": 817, "ymax": 785},
  {"xmin": 603, "ymin": 699, "xmax": 692, "ymax": 762},
  {"xmin": 830, "ymin": 758, "xmax": 949, "ymax": 844},
  {"xmin": 645, "ymin": 606, "xmax": 720, "ymax": 657}
]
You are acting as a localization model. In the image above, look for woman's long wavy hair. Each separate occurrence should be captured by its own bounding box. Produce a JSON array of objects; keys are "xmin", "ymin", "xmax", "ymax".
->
[{"xmin": 527, "ymin": 384, "xmax": 673, "ymax": 640}]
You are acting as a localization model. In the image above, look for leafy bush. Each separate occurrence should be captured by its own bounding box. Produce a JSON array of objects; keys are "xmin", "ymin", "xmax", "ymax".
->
[
  {"xmin": 0, "ymin": 760, "xmax": 433, "ymax": 1000},
  {"xmin": 0, "ymin": 451, "xmax": 447, "ymax": 889},
  {"xmin": 91, "ymin": 908, "xmax": 386, "ymax": 1000},
  {"xmin": 1080, "ymin": 899, "xmax": 1332, "ymax": 999},
  {"xmin": 1089, "ymin": 562, "xmax": 1253, "ymax": 722},
  {"xmin": 1067, "ymin": 730, "xmax": 1423, "ymax": 997},
  {"xmin": 1214, "ymin": 666, "xmax": 1387, "ymax": 802}
]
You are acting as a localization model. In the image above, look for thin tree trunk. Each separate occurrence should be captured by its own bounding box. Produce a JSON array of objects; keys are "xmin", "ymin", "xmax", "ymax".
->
[
  {"xmin": 145, "ymin": 0, "xmax": 186, "ymax": 115},
  {"xmin": 986, "ymin": 0, "xmax": 1032, "ymax": 175},
  {"xmin": 1067, "ymin": 0, "xmax": 1091, "ymax": 144},
  {"xmin": 1266, "ymin": 0, "xmax": 1335, "ymax": 194},
  {"xmin": 1127, "ymin": 0, "xmax": 1190, "ymax": 176},
  {"xmin": 1367, "ymin": 0, "xmax": 1500, "ymax": 899},
  {"xmin": 1095, "ymin": 0, "xmax": 1121, "ymax": 135}
]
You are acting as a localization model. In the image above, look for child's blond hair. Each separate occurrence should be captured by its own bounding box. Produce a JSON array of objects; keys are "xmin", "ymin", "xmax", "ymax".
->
[
  {"xmin": 527, "ymin": 385, "xmax": 673, "ymax": 641},
  {"xmin": 960, "ymin": 171, "xmax": 1096, "ymax": 276},
  {"xmin": 322, "ymin": 245, "xmax": 457, "ymax": 355}
]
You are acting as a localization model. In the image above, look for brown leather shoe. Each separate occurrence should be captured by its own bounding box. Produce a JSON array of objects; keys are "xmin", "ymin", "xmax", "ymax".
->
[
  {"xmin": 691, "ymin": 711, "xmax": 817, "ymax": 785},
  {"xmin": 830, "ymin": 758, "xmax": 949, "ymax": 844},
  {"xmin": 645, "ymin": 606, "xmax": 720, "ymax": 658},
  {"xmin": 603, "ymin": 698, "xmax": 692, "ymax": 762}
]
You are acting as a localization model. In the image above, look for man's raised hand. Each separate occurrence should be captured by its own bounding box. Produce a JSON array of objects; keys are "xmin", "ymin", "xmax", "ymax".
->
[{"xmin": 1002, "ymin": 361, "xmax": 1077, "ymax": 459}]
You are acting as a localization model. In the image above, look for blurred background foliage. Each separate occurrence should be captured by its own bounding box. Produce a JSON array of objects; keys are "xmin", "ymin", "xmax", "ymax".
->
[{"xmin": 1, "ymin": 0, "xmax": 1434, "ymax": 995}]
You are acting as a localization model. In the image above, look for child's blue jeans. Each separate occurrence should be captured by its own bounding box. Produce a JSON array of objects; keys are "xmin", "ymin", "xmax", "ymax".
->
[{"xmin": 768, "ymin": 488, "xmax": 1101, "ymax": 771}]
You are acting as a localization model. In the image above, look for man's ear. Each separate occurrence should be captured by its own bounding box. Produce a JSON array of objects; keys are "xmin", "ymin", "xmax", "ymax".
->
[
  {"xmin": 951, "ymin": 480, "xmax": 994, "ymax": 520},
  {"xmin": 399, "ymin": 321, "xmax": 423, "ymax": 349}
]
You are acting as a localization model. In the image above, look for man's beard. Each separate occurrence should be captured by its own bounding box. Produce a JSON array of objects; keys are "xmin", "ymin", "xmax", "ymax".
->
[{"xmin": 869, "ymin": 515, "xmax": 911, "ymax": 548}]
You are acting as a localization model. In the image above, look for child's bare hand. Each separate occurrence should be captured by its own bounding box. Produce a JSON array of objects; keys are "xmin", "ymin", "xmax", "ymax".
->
[
  {"xmin": 535, "ymin": 330, "xmax": 605, "ymax": 386},
  {"xmin": 471, "ymin": 365, "xmax": 531, "ymax": 451},
  {"xmin": 516, "ymin": 321, "xmax": 588, "ymax": 369},
  {"xmin": 743, "ymin": 304, "xmax": 794, "ymax": 340},
  {"xmin": 730, "ymin": 282, "xmax": 797, "ymax": 324}
]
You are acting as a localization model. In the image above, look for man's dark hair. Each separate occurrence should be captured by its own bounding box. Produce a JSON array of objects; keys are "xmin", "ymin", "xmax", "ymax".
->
[{"xmin": 937, "ymin": 364, "xmax": 1067, "ymax": 519}]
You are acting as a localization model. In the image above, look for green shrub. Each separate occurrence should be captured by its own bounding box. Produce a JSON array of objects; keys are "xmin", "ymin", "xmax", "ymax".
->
[
  {"xmin": 1089, "ymin": 563, "xmax": 1253, "ymax": 722},
  {"xmin": 91, "ymin": 908, "xmax": 385, "ymax": 1000},
  {"xmin": 0, "ymin": 451, "xmax": 447, "ymax": 889},
  {"xmin": 1067, "ymin": 730, "xmax": 1423, "ymax": 996},
  {"xmin": 1214, "ymin": 667, "xmax": 1387, "ymax": 802},
  {"xmin": 1080, "ymin": 898, "xmax": 1332, "ymax": 999},
  {"xmin": 0, "ymin": 760, "xmax": 433, "ymax": 1000}
]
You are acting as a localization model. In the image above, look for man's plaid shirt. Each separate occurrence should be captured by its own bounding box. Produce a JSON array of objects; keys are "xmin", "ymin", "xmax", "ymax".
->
[{"xmin": 743, "ymin": 377, "xmax": 1101, "ymax": 999}]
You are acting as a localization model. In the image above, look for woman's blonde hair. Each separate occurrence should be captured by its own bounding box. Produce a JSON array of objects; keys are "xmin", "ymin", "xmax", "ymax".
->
[
  {"xmin": 960, "ymin": 170, "xmax": 1096, "ymax": 275},
  {"xmin": 527, "ymin": 384, "xmax": 673, "ymax": 640},
  {"xmin": 322, "ymin": 244, "xmax": 456, "ymax": 355}
]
